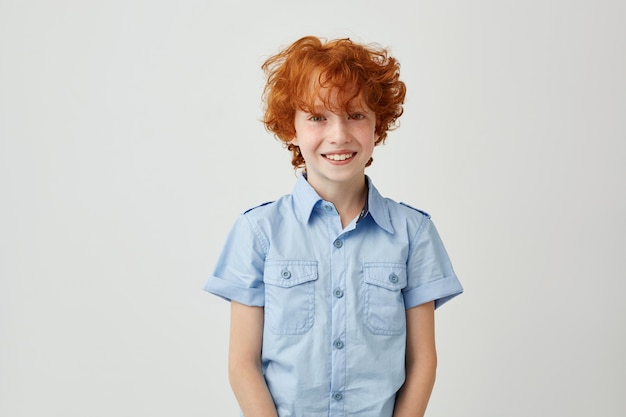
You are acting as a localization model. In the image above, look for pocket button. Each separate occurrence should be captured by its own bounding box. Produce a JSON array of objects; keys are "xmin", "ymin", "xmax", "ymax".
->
[
  {"xmin": 281, "ymin": 269, "xmax": 291, "ymax": 279},
  {"xmin": 388, "ymin": 273, "xmax": 399, "ymax": 283}
]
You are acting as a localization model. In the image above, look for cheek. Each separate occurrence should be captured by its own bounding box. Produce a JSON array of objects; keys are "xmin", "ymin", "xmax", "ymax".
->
[{"xmin": 363, "ymin": 129, "xmax": 378, "ymax": 146}]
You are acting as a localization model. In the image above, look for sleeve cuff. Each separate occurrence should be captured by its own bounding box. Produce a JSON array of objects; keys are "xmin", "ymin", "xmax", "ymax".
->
[
  {"xmin": 403, "ymin": 274, "xmax": 463, "ymax": 310},
  {"xmin": 203, "ymin": 276, "xmax": 265, "ymax": 306}
]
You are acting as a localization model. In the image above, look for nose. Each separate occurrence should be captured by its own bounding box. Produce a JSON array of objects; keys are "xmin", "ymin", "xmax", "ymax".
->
[{"xmin": 327, "ymin": 117, "xmax": 351, "ymax": 144}]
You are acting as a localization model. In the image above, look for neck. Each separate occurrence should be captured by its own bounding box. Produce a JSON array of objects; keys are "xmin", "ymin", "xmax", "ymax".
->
[{"xmin": 307, "ymin": 175, "xmax": 368, "ymax": 228}]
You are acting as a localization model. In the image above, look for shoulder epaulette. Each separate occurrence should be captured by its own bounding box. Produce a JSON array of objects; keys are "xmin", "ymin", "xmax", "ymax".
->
[
  {"xmin": 399, "ymin": 202, "xmax": 431, "ymax": 219},
  {"xmin": 243, "ymin": 201, "xmax": 274, "ymax": 214}
]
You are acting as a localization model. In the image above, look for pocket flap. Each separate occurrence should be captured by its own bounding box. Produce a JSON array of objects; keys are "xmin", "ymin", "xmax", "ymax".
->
[
  {"xmin": 363, "ymin": 262, "xmax": 407, "ymax": 291},
  {"xmin": 264, "ymin": 260, "xmax": 318, "ymax": 288}
]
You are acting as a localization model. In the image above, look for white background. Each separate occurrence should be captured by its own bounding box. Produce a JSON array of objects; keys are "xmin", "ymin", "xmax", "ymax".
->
[{"xmin": 1, "ymin": 1, "xmax": 625, "ymax": 416}]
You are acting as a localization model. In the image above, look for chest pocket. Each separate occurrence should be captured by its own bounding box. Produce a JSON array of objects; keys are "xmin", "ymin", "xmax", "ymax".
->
[
  {"xmin": 363, "ymin": 262, "xmax": 407, "ymax": 335},
  {"xmin": 264, "ymin": 260, "xmax": 318, "ymax": 335}
]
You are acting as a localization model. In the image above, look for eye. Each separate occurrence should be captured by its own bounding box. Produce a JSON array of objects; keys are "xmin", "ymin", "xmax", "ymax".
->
[
  {"xmin": 348, "ymin": 113, "xmax": 365, "ymax": 120},
  {"xmin": 309, "ymin": 115, "xmax": 326, "ymax": 122}
]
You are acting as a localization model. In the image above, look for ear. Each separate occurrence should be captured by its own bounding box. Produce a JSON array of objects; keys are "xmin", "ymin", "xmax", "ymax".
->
[{"xmin": 290, "ymin": 137, "xmax": 299, "ymax": 146}]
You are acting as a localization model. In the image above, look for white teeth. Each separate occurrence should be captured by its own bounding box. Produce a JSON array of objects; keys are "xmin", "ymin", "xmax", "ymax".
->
[{"xmin": 325, "ymin": 153, "xmax": 354, "ymax": 161}]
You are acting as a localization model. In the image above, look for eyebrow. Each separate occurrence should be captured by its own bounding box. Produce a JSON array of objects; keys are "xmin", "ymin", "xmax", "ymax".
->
[{"xmin": 303, "ymin": 104, "xmax": 369, "ymax": 114}]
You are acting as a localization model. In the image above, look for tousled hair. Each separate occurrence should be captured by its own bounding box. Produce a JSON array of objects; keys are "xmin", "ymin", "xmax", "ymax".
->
[{"xmin": 261, "ymin": 36, "xmax": 406, "ymax": 169}]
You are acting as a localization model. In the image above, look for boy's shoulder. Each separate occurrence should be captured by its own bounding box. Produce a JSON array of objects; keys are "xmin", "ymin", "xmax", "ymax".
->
[
  {"xmin": 368, "ymin": 177, "xmax": 431, "ymax": 221},
  {"xmin": 240, "ymin": 193, "xmax": 293, "ymax": 216},
  {"xmin": 242, "ymin": 200, "xmax": 276, "ymax": 214},
  {"xmin": 396, "ymin": 201, "xmax": 431, "ymax": 219},
  {"xmin": 375, "ymin": 196, "xmax": 433, "ymax": 233}
]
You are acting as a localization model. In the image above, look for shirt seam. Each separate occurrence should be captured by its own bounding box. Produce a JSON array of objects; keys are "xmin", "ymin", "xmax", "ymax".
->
[
  {"xmin": 243, "ymin": 212, "xmax": 269, "ymax": 254},
  {"xmin": 408, "ymin": 213, "xmax": 429, "ymax": 253}
]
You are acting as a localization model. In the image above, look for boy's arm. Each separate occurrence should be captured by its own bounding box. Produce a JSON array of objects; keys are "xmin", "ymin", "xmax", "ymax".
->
[
  {"xmin": 228, "ymin": 301, "xmax": 278, "ymax": 417},
  {"xmin": 393, "ymin": 301, "xmax": 437, "ymax": 417}
]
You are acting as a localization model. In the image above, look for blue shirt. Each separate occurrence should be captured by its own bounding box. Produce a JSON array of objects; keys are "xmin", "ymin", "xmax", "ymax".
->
[{"xmin": 204, "ymin": 174, "xmax": 463, "ymax": 417}]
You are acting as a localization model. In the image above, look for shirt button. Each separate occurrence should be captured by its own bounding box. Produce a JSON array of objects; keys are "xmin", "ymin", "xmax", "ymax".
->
[
  {"xmin": 333, "ymin": 239, "xmax": 343, "ymax": 248},
  {"xmin": 333, "ymin": 339, "xmax": 344, "ymax": 349},
  {"xmin": 334, "ymin": 288, "xmax": 344, "ymax": 298},
  {"xmin": 281, "ymin": 269, "xmax": 291, "ymax": 279},
  {"xmin": 388, "ymin": 273, "xmax": 399, "ymax": 283},
  {"xmin": 324, "ymin": 204, "xmax": 333, "ymax": 212},
  {"xmin": 333, "ymin": 392, "xmax": 343, "ymax": 401}
]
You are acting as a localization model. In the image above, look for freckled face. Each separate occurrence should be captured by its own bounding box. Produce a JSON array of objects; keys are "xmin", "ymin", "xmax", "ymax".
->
[{"xmin": 291, "ymin": 95, "xmax": 378, "ymax": 193}]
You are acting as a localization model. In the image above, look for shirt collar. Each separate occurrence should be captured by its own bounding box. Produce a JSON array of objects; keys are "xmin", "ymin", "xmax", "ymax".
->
[{"xmin": 291, "ymin": 173, "xmax": 395, "ymax": 234}]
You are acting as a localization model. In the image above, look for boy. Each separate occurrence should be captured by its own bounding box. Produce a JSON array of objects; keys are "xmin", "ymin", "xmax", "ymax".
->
[{"xmin": 204, "ymin": 36, "xmax": 463, "ymax": 417}]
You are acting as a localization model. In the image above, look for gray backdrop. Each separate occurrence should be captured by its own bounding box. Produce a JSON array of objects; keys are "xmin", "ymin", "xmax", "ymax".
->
[{"xmin": 1, "ymin": 0, "xmax": 625, "ymax": 416}]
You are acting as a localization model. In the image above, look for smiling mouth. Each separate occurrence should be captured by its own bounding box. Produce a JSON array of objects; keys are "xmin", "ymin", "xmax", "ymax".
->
[{"xmin": 323, "ymin": 153, "xmax": 355, "ymax": 161}]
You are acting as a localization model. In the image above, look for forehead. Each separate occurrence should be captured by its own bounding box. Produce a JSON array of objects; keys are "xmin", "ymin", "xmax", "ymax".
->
[{"xmin": 300, "ymin": 81, "xmax": 367, "ymax": 113}]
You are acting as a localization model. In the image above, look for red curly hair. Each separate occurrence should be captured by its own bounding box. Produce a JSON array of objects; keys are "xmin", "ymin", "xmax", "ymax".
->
[{"xmin": 261, "ymin": 36, "xmax": 406, "ymax": 169}]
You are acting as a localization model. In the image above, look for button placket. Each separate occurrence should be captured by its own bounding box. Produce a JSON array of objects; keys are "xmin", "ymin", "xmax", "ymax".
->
[{"xmin": 327, "ymin": 215, "xmax": 346, "ymax": 415}]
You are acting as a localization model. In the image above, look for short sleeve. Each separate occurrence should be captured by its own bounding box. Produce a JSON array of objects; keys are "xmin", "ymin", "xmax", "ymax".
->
[
  {"xmin": 203, "ymin": 214, "xmax": 266, "ymax": 306},
  {"xmin": 403, "ymin": 217, "xmax": 463, "ymax": 309}
]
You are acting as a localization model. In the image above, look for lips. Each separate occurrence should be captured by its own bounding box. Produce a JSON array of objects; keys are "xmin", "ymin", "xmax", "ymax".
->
[{"xmin": 323, "ymin": 152, "xmax": 356, "ymax": 161}]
